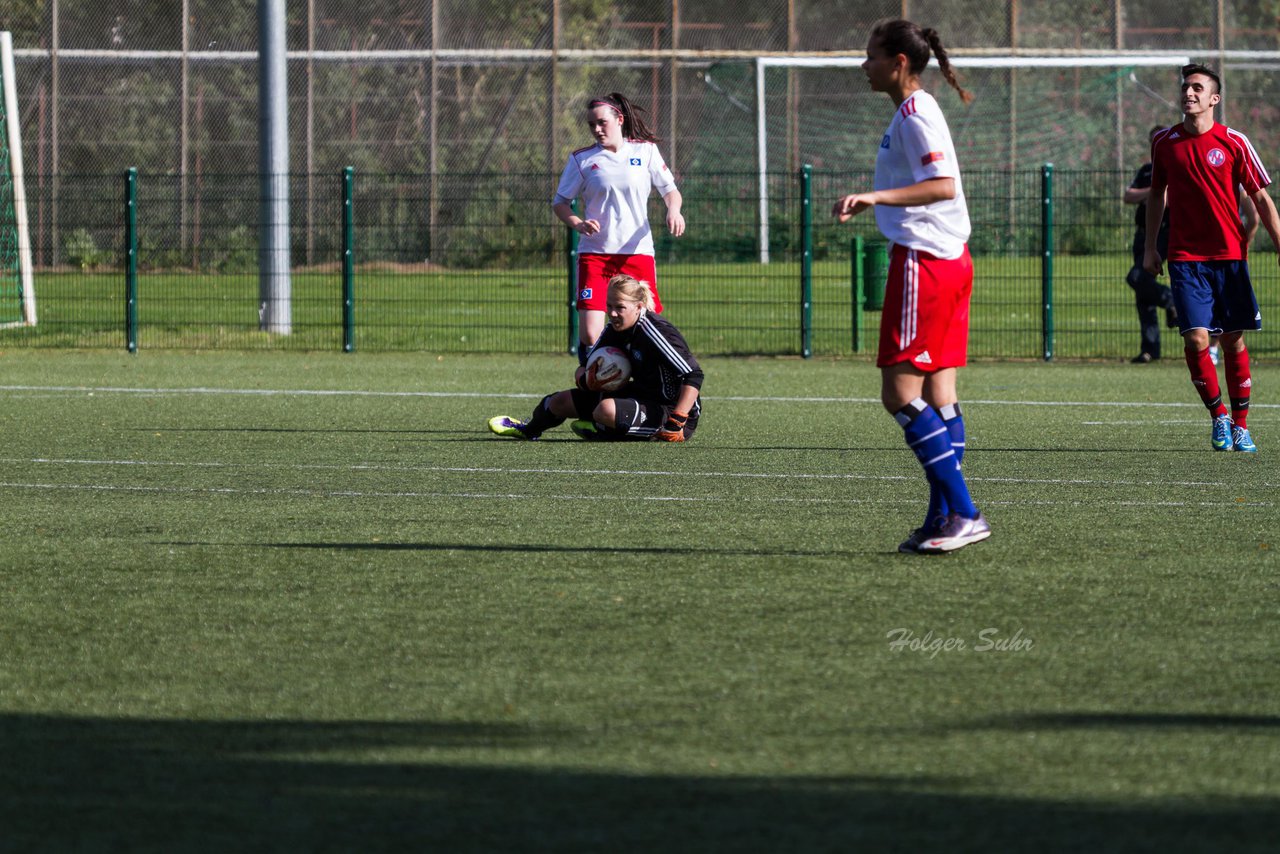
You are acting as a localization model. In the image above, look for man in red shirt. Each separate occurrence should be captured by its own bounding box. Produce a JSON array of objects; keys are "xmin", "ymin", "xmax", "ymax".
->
[{"xmin": 1145, "ymin": 63, "xmax": 1280, "ymax": 453}]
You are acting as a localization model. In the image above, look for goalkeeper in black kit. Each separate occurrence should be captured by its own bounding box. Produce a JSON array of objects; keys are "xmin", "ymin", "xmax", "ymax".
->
[{"xmin": 488, "ymin": 274, "xmax": 703, "ymax": 442}]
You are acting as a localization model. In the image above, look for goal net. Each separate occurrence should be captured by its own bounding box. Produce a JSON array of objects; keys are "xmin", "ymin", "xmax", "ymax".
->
[{"xmin": 0, "ymin": 31, "xmax": 35, "ymax": 327}]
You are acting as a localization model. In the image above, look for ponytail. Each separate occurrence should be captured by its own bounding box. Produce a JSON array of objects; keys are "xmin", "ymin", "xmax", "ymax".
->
[
  {"xmin": 870, "ymin": 19, "xmax": 974, "ymax": 105},
  {"xmin": 922, "ymin": 27, "xmax": 974, "ymax": 105}
]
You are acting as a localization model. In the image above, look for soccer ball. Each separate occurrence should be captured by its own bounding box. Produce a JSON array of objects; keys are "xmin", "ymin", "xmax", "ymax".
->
[{"xmin": 587, "ymin": 346, "xmax": 632, "ymax": 391}]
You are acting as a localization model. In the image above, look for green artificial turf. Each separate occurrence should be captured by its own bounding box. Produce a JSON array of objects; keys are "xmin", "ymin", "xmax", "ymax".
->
[{"xmin": 0, "ymin": 350, "xmax": 1276, "ymax": 850}]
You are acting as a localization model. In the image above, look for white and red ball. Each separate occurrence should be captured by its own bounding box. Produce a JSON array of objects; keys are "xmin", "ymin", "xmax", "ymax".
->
[{"xmin": 587, "ymin": 346, "xmax": 632, "ymax": 392}]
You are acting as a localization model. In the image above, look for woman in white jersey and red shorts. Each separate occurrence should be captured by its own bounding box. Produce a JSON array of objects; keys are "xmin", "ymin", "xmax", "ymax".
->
[
  {"xmin": 552, "ymin": 92, "xmax": 685, "ymax": 365},
  {"xmin": 833, "ymin": 19, "xmax": 989, "ymax": 555}
]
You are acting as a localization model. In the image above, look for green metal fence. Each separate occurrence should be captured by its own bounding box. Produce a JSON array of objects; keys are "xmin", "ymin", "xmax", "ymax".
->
[{"xmin": 4, "ymin": 167, "xmax": 1277, "ymax": 358}]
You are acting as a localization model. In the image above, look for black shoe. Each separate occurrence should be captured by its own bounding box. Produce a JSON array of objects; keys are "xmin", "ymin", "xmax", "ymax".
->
[{"xmin": 1130, "ymin": 352, "xmax": 1155, "ymax": 364}]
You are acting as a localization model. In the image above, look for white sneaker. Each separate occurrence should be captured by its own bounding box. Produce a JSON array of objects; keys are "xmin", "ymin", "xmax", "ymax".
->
[{"xmin": 917, "ymin": 513, "xmax": 991, "ymax": 553}]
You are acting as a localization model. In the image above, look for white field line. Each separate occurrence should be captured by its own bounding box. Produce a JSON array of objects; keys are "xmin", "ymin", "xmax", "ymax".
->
[
  {"xmin": 0, "ymin": 457, "xmax": 1237, "ymax": 489},
  {"xmin": 0, "ymin": 384, "xmax": 1277, "ymax": 409},
  {"xmin": 0, "ymin": 480, "xmax": 1270, "ymax": 508},
  {"xmin": 0, "ymin": 480, "xmax": 907, "ymax": 505}
]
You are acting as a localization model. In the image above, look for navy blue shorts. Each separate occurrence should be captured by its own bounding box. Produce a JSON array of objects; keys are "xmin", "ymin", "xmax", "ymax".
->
[{"xmin": 1168, "ymin": 260, "xmax": 1262, "ymax": 335}]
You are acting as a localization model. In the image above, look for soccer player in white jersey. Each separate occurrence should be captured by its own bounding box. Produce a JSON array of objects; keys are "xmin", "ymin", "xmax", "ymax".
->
[
  {"xmin": 553, "ymin": 93, "xmax": 685, "ymax": 365},
  {"xmin": 832, "ymin": 19, "xmax": 989, "ymax": 554}
]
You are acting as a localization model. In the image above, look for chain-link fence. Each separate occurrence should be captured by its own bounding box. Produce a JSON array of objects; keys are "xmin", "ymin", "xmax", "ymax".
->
[{"xmin": 6, "ymin": 166, "xmax": 1277, "ymax": 359}]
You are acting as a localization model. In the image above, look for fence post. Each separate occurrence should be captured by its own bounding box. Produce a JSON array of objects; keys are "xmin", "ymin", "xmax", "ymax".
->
[
  {"xmin": 125, "ymin": 168, "xmax": 138, "ymax": 354},
  {"xmin": 566, "ymin": 199, "xmax": 579, "ymax": 355},
  {"xmin": 342, "ymin": 166, "xmax": 355, "ymax": 353},
  {"xmin": 1041, "ymin": 163, "xmax": 1054, "ymax": 361},
  {"xmin": 800, "ymin": 164, "xmax": 813, "ymax": 359},
  {"xmin": 851, "ymin": 235, "xmax": 864, "ymax": 353}
]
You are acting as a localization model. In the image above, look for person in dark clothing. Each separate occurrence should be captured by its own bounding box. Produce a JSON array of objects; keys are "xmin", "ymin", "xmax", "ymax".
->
[
  {"xmin": 1123, "ymin": 125, "xmax": 1176, "ymax": 363},
  {"xmin": 487, "ymin": 274, "xmax": 703, "ymax": 442}
]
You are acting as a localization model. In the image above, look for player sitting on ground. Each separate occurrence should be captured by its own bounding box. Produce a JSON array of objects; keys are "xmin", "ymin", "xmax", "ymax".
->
[{"xmin": 488, "ymin": 274, "xmax": 703, "ymax": 442}]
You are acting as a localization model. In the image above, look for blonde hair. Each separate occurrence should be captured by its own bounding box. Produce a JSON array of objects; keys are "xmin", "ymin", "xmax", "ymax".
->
[{"xmin": 607, "ymin": 274, "xmax": 655, "ymax": 311}]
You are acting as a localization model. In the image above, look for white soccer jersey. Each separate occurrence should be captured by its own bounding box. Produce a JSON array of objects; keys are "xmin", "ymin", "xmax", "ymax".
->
[
  {"xmin": 552, "ymin": 140, "xmax": 678, "ymax": 256},
  {"xmin": 874, "ymin": 90, "xmax": 970, "ymax": 259}
]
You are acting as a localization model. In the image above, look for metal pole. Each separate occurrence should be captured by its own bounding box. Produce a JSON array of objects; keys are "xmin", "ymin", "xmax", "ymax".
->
[
  {"xmin": 756, "ymin": 58, "xmax": 769, "ymax": 264},
  {"xmin": 125, "ymin": 168, "xmax": 138, "ymax": 354},
  {"xmin": 852, "ymin": 235, "xmax": 864, "ymax": 353},
  {"xmin": 306, "ymin": 0, "xmax": 315, "ymax": 266},
  {"xmin": 51, "ymin": 0, "xmax": 59, "ymax": 267},
  {"xmin": 180, "ymin": 0, "xmax": 189, "ymax": 257},
  {"xmin": 669, "ymin": 0, "xmax": 679, "ymax": 171},
  {"xmin": 428, "ymin": 0, "xmax": 439, "ymax": 263},
  {"xmin": 1042, "ymin": 163, "xmax": 1054, "ymax": 362},
  {"xmin": 342, "ymin": 167, "xmax": 354, "ymax": 353},
  {"xmin": 258, "ymin": 0, "xmax": 291, "ymax": 334},
  {"xmin": 800, "ymin": 164, "xmax": 812, "ymax": 359}
]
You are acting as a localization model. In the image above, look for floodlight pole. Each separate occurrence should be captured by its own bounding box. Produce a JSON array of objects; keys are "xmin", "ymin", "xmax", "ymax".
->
[{"xmin": 258, "ymin": 0, "xmax": 291, "ymax": 334}]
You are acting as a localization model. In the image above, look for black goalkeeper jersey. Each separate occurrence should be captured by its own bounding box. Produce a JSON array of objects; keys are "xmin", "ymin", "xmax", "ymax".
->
[{"xmin": 589, "ymin": 311, "xmax": 704, "ymax": 425}]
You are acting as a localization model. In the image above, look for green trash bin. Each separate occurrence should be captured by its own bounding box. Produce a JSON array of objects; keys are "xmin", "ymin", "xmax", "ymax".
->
[{"xmin": 863, "ymin": 241, "xmax": 888, "ymax": 311}]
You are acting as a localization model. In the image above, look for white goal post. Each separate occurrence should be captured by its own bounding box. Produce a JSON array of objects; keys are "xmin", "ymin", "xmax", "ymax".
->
[
  {"xmin": 1, "ymin": 31, "xmax": 36, "ymax": 325},
  {"xmin": 753, "ymin": 54, "xmax": 1191, "ymax": 263}
]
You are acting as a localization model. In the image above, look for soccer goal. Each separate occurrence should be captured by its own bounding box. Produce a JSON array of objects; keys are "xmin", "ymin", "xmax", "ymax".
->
[{"xmin": 0, "ymin": 31, "xmax": 36, "ymax": 327}]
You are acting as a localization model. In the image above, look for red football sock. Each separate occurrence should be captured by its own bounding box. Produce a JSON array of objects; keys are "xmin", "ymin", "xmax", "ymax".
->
[
  {"xmin": 1224, "ymin": 344, "xmax": 1251, "ymax": 429},
  {"xmin": 1185, "ymin": 346, "xmax": 1227, "ymax": 418}
]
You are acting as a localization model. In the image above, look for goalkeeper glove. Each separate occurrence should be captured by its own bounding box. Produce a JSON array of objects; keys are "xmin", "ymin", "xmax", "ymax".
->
[{"xmin": 655, "ymin": 409, "xmax": 688, "ymax": 442}]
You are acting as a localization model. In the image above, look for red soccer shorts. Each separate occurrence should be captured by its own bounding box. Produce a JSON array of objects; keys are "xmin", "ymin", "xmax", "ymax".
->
[
  {"xmin": 877, "ymin": 243, "xmax": 973, "ymax": 370},
  {"xmin": 576, "ymin": 254, "xmax": 662, "ymax": 313}
]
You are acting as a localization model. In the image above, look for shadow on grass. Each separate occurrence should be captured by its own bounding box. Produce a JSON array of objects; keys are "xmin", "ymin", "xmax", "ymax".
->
[
  {"xmin": 2, "ymin": 713, "xmax": 1275, "ymax": 851},
  {"xmin": 952, "ymin": 711, "xmax": 1280, "ymax": 731},
  {"xmin": 162, "ymin": 541, "xmax": 861, "ymax": 558}
]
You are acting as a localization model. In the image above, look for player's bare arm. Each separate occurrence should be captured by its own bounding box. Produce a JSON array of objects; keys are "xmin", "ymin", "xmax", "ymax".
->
[
  {"xmin": 552, "ymin": 201, "xmax": 601, "ymax": 235},
  {"xmin": 673, "ymin": 383, "xmax": 700, "ymax": 415},
  {"xmin": 663, "ymin": 189, "xmax": 685, "ymax": 237},
  {"xmin": 1249, "ymin": 188, "xmax": 1280, "ymax": 265},
  {"xmin": 1239, "ymin": 185, "xmax": 1260, "ymax": 244},
  {"xmin": 833, "ymin": 177, "xmax": 956, "ymax": 222},
  {"xmin": 1123, "ymin": 186, "xmax": 1150, "ymax": 205}
]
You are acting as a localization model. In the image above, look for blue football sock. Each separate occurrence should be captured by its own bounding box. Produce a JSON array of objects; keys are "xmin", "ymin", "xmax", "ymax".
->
[
  {"xmin": 897, "ymin": 398, "xmax": 978, "ymax": 520},
  {"xmin": 923, "ymin": 402, "xmax": 967, "ymax": 526}
]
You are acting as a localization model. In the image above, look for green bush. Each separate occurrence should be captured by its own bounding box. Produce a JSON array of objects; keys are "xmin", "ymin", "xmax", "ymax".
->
[{"xmin": 63, "ymin": 228, "xmax": 111, "ymax": 270}]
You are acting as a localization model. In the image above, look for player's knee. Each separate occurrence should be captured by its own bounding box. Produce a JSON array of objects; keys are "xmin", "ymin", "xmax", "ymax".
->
[
  {"xmin": 592, "ymin": 398, "xmax": 618, "ymax": 427},
  {"xmin": 1183, "ymin": 329, "xmax": 1210, "ymax": 351},
  {"xmin": 546, "ymin": 390, "xmax": 577, "ymax": 417},
  {"xmin": 1219, "ymin": 331, "xmax": 1245, "ymax": 351}
]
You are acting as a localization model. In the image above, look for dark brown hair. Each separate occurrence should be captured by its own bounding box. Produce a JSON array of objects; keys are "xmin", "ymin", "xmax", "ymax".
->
[
  {"xmin": 588, "ymin": 92, "xmax": 661, "ymax": 143},
  {"xmin": 870, "ymin": 19, "xmax": 973, "ymax": 105},
  {"xmin": 1181, "ymin": 63, "xmax": 1222, "ymax": 95}
]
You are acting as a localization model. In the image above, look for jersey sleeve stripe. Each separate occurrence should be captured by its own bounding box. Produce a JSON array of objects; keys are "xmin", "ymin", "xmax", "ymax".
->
[
  {"xmin": 640, "ymin": 316, "xmax": 695, "ymax": 374},
  {"xmin": 1227, "ymin": 128, "xmax": 1271, "ymax": 187}
]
